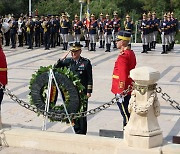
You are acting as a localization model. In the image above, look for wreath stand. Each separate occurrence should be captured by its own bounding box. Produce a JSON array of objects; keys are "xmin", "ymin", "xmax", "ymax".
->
[{"xmin": 42, "ymin": 68, "xmax": 75, "ymax": 133}]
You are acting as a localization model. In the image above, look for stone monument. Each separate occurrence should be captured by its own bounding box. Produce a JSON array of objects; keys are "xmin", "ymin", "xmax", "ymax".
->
[{"xmin": 124, "ymin": 66, "xmax": 163, "ymax": 148}]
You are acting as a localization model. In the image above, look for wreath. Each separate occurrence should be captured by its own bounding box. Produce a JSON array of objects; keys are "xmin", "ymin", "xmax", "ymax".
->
[{"xmin": 29, "ymin": 65, "xmax": 87, "ymax": 122}]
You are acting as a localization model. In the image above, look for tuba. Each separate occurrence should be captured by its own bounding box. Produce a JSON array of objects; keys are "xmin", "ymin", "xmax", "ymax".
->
[
  {"xmin": 2, "ymin": 22, "xmax": 10, "ymax": 33},
  {"xmin": 42, "ymin": 21, "xmax": 47, "ymax": 32},
  {"xmin": 26, "ymin": 20, "xmax": 30, "ymax": 33}
]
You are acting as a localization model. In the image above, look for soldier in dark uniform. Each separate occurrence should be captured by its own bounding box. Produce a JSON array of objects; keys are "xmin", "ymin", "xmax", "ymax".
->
[
  {"xmin": 26, "ymin": 16, "xmax": 35, "ymax": 49},
  {"xmin": 60, "ymin": 13, "xmax": 70, "ymax": 50},
  {"xmin": 40, "ymin": 15, "xmax": 45, "ymax": 45},
  {"xmin": 72, "ymin": 15, "xmax": 83, "ymax": 43},
  {"xmin": 103, "ymin": 14, "xmax": 113, "ymax": 52},
  {"xmin": 89, "ymin": 14, "xmax": 98, "ymax": 51},
  {"xmin": 34, "ymin": 15, "xmax": 41, "ymax": 47},
  {"xmin": 112, "ymin": 12, "xmax": 121, "ymax": 48},
  {"xmin": 124, "ymin": 14, "xmax": 134, "ymax": 48},
  {"xmin": 50, "ymin": 15, "xmax": 57, "ymax": 48},
  {"xmin": 10, "ymin": 16, "xmax": 18, "ymax": 49},
  {"xmin": 55, "ymin": 42, "xmax": 93, "ymax": 135},
  {"xmin": 152, "ymin": 12, "xmax": 160, "ymax": 49},
  {"xmin": 97, "ymin": 13, "xmax": 105, "ymax": 48},
  {"xmin": 139, "ymin": 13, "xmax": 149, "ymax": 53},
  {"xmin": 55, "ymin": 15, "xmax": 60, "ymax": 46},
  {"xmin": 147, "ymin": 12, "xmax": 154, "ymax": 51},
  {"xmin": 43, "ymin": 16, "xmax": 51, "ymax": 50}
]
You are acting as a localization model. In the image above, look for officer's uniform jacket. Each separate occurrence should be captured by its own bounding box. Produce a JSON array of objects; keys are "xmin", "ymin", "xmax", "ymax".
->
[
  {"xmin": 50, "ymin": 19, "xmax": 57, "ymax": 34},
  {"xmin": 97, "ymin": 18, "xmax": 104, "ymax": 32},
  {"xmin": 111, "ymin": 49, "xmax": 136, "ymax": 94},
  {"xmin": 60, "ymin": 19, "xmax": 70, "ymax": 34},
  {"xmin": 89, "ymin": 19, "xmax": 98, "ymax": 34},
  {"xmin": 103, "ymin": 19, "xmax": 113, "ymax": 35},
  {"xmin": 139, "ymin": 19, "xmax": 149, "ymax": 35},
  {"xmin": 152, "ymin": 18, "xmax": 160, "ymax": 32},
  {"xmin": 72, "ymin": 20, "xmax": 83, "ymax": 34},
  {"xmin": 10, "ymin": 21, "xmax": 18, "ymax": 34},
  {"xmin": 147, "ymin": 18, "xmax": 154, "ymax": 33},
  {"xmin": 159, "ymin": 20, "xmax": 170, "ymax": 35},
  {"xmin": 55, "ymin": 57, "xmax": 93, "ymax": 94},
  {"xmin": 35, "ymin": 20, "xmax": 41, "ymax": 34},
  {"xmin": 112, "ymin": 18, "xmax": 121, "ymax": 32},
  {"xmin": 171, "ymin": 18, "xmax": 178, "ymax": 33},
  {"xmin": 124, "ymin": 20, "xmax": 134, "ymax": 33},
  {"xmin": 0, "ymin": 48, "xmax": 8, "ymax": 86}
]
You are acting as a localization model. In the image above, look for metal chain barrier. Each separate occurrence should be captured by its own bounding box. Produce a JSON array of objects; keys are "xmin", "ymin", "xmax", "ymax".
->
[
  {"xmin": 156, "ymin": 86, "xmax": 180, "ymax": 111},
  {"xmin": 0, "ymin": 83, "xmax": 133, "ymax": 121}
]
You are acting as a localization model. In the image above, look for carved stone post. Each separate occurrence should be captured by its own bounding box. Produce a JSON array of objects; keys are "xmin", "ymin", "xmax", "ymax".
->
[{"xmin": 124, "ymin": 66, "xmax": 163, "ymax": 148}]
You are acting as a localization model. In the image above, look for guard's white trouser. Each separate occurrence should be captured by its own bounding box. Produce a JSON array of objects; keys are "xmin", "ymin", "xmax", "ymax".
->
[
  {"xmin": 141, "ymin": 33, "xmax": 148, "ymax": 45},
  {"xmin": 98, "ymin": 30, "xmax": 104, "ymax": 41},
  {"xmin": 83, "ymin": 30, "xmax": 89, "ymax": 40},
  {"xmin": 152, "ymin": 31, "xmax": 158, "ymax": 42},
  {"xmin": 161, "ymin": 33, "xmax": 168, "ymax": 45},
  {"xmin": 74, "ymin": 34, "xmax": 81, "ymax": 43},
  {"xmin": 89, "ymin": 34, "xmax": 96, "ymax": 43},
  {"xmin": 112, "ymin": 30, "xmax": 118, "ymax": 41},
  {"xmin": 61, "ymin": 34, "xmax": 68, "ymax": 43},
  {"xmin": 104, "ymin": 32, "xmax": 112, "ymax": 44}
]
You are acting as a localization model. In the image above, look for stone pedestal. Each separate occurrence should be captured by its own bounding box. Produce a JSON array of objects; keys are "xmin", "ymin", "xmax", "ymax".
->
[{"xmin": 124, "ymin": 66, "xmax": 163, "ymax": 148}]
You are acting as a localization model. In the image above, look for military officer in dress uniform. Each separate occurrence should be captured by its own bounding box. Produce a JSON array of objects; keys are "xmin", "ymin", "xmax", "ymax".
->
[
  {"xmin": 0, "ymin": 34, "xmax": 8, "ymax": 129},
  {"xmin": 89, "ymin": 14, "xmax": 98, "ymax": 51},
  {"xmin": 50, "ymin": 15, "xmax": 57, "ymax": 48},
  {"xmin": 111, "ymin": 31, "xmax": 136, "ymax": 128},
  {"xmin": 26, "ymin": 16, "xmax": 35, "ymax": 49},
  {"xmin": 124, "ymin": 14, "xmax": 134, "ymax": 48},
  {"xmin": 147, "ymin": 12, "xmax": 154, "ymax": 51},
  {"xmin": 34, "ymin": 15, "xmax": 41, "ymax": 47},
  {"xmin": 9, "ymin": 16, "xmax": 18, "ymax": 49},
  {"xmin": 167, "ymin": 13, "xmax": 173, "ymax": 51},
  {"xmin": 97, "ymin": 13, "xmax": 105, "ymax": 48},
  {"xmin": 60, "ymin": 13, "xmax": 70, "ymax": 50},
  {"xmin": 112, "ymin": 11, "xmax": 121, "ymax": 48},
  {"xmin": 139, "ymin": 13, "xmax": 149, "ymax": 53},
  {"xmin": 40, "ymin": 15, "xmax": 45, "ymax": 45},
  {"xmin": 152, "ymin": 12, "xmax": 160, "ymax": 49},
  {"xmin": 55, "ymin": 15, "xmax": 60, "ymax": 46},
  {"xmin": 103, "ymin": 14, "xmax": 113, "ymax": 52},
  {"xmin": 159, "ymin": 13, "xmax": 170, "ymax": 54},
  {"xmin": 170, "ymin": 12, "xmax": 178, "ymax": 50},
  {"xmin": 72, "ymin": 15, "xmax": 83, "ymax": 43},
  {"xmin": 55, "ymin": 42, "xmax": 93, "ymax": 135},
  {"xmin": 42, "ymin": 15, "xmax": 51, "ymax": 50}
]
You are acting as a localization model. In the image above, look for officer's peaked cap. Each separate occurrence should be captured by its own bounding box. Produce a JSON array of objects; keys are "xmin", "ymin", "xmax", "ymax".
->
[
  {"xmin": 106, "ymin": 14, "xmax": 110, "ymax": 17},
  {"xmin": 91, "ymin": 14, "xmax": 95, "ymax": 17},
  {"xmin": 116, "ymin": 31, "xmax": 131, "ymax": 41},
  {"xmin": 100, "ymin": 13, "xmax": 103, "ymax": 16},
  {"xmin": 69, "ymin": 42, "xmax": 83, "ymax": 52}
]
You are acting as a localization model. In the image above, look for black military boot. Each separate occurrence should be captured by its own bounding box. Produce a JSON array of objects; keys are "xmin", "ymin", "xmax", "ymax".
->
[
  {"xmin": 166, "ymin": 45, "xmax": 170, "ymax": 52},
  {"xmin": 93, "ymin": 43, "xmax": 96, "ymax": 51},
  {"xmin": 141, "ymin": 45, "xmax": 145, "ymax": 53},
  {"xmin": 102, "ymin": 41, "xmax": 105, "ymax": 48},
  {"xmin": 108, "ymin": 44, "xmax": 111, "ymax": 52},
  {"xmin": 145, "ymin": 45, "xmax": 148, "ymax": 53},
  {"xmin": 171, "ymin": 41, "xmax": 175, "ymax": 49},
  {"xmin": 99, "ymin": 40, "xmax": 102, "ymax": 48},
  {"xmin": 65, "ymin": 42, "xmax": 68, "ymax": 50},
  {"xmin": 90, "ymin": 43, "xmax": 93, "ymax": 51},
  {"xmin": 113, "ymin": 41, "xmax": 116, "ymax": 48},
  {"xmin": 147, "ymin": 43, "xmax": 151, "ymax": 51},
  {"xmin": 161, "ymin": 45, "xmax": 166, "ymax": 54},
  {"xmin": 62, "ymin": 43, "xmax": 65, "ymax": 50},
  {"xmin": 105, "ymin": 44, "xmax": 109, "ymax": 52},
  {"xmin": 153, "ymin": 41, "xmax": 156, "ymax": 49}
]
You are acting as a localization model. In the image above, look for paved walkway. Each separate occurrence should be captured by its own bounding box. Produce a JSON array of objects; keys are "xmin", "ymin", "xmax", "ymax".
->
[{"xmin": 1, "ymin": 43, "xmax": 180, "ymax": 152}]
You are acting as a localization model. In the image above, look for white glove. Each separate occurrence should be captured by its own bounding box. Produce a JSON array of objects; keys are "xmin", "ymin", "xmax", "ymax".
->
[{"xmin": 116, "ymin": 94, "xmax": 124, "ymax": 103}]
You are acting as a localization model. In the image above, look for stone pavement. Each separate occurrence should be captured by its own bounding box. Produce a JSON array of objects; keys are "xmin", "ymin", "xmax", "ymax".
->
[{"xmin": 0, "ymin": 43, "xmax": 180, "ymax": 152}]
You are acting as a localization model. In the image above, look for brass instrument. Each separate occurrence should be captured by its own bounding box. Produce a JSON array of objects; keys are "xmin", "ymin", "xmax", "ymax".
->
[
  {"xmin": 42, "ymin": 21, "xmax": 48, "ymax": 32},
  {"xmin": 26, "ymin": 20, "xmax": 30, "ymax": 33}
]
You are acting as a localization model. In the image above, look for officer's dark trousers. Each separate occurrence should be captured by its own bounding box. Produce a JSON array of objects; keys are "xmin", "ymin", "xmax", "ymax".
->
[
  {"xmin": 4, "ymin": 30, "xmax": 10, "ymax": 46},
  {"xmin": 27, "ymin": 33, "xmax": 33, "ymax": 48},
  {"xmin": 35, "ymin": 32, "xmax": 40, "ymax": 47},
  {"xmin": 10, "ymin": 33, "xmax": 16, "ymax": 48},
  {"xmin": 117, "ymin": 95, "xmax": 131, "ymax": 128},
  {"xmin": 44, "ymin": 32, "xmax": 50, "ymax": 49},
  {"xmin": 0, "ymin": 87, "xmax": 4, "ymax": 110},
  {"xmin": 74, "ymin": 100, "xmax": 88, "ymax": 135}
]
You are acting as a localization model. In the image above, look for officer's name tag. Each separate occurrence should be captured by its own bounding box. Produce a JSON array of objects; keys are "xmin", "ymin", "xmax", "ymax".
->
[{"xmin": 78, "ymin": 64, "xmax": 85, "ymax": 71}]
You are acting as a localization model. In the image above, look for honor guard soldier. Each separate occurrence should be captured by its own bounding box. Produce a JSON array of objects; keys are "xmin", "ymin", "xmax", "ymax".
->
[
  {"xmin": 55, "ymin": 42, "xmax": 93, "ymax": 135},
  {"xmin": 72, "ymin": 15, "xmax": 83, "ymax": 43},
  {"xmin": 82, "ymin": 13, "xmax": 90, "ymax": 48},
  {"xmin": 0, "ymin": 35, "xmax": 8, "ymax": 129},
  {"xmin": 111, "ymin": 31, "xmax": 136, "ymax": 128},
  {"xmin": 97, "ymin": 13, "xmax": 105, "ymax": 48},
  {"xmin": 170, "ymin": 12, "xmax": 178, "ymax": 50},
  {"xmin": 26, "ymin": 16, "xmax": 35, "ymax": 49},
  {"xmin": 124, "ymin": 14, "xmax": 134, "ymax": 48},
  {"xmin": 147, "ymin": 12, "xmax": 154, "ymax": 51},
  {"xmin": 55, "ymin": 15, "xmax": 60, "ymax": 46},
  {"xmin": 9, "ymin": 16, "xmax": 18, "ymax": 49},
  {"xmin": 34, "ymin": 15, "xmax": 41, "ymax": 47},
  {"xmin": 60, "ymin": 13, "xmax": 70, "ymax": 50},
  {"xmin": 167, "ymin": 13, "xmax": 173, "ymax": 51},
  {"xmin": 139, "ymin": 13, "xmax": 149, "ymax": 53},
  {"xmin": 159, "ymin": 13, "xmax": 170, "ymax": 54},
  {"xmin": 89, "ymin": 14, "xmax": 98, "ymax": 51},
  {"xmin": 152, "ymin": 12, "xmax": 160, "ymax": 49},
  {"xmin": 112, "ymin": 11, "xmax": 121, "ymax": 48},
  {"xmin": 42, "ymin": 15, "xmax": 51, "ymax": 50},
  {"xmin": 40, "ymin": 15, "xmax": 45, "ymax": 45},
  {"xmin": 17, "ymin": 16, "xmax": 25, "ymax": 47},
  {"xmin": 103, "ymin": 14, "xmax": 113, "ymax": 52}
]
